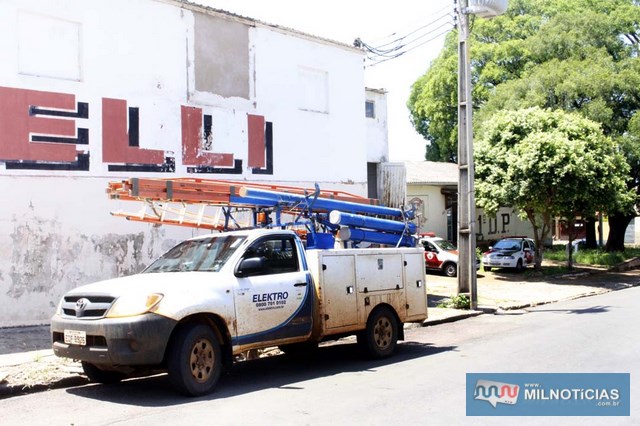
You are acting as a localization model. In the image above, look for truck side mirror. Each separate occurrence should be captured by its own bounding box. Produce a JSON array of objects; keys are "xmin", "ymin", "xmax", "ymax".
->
[{"xmin": 235, "ymin": 257, "xmax": 266, "ymax": 277}]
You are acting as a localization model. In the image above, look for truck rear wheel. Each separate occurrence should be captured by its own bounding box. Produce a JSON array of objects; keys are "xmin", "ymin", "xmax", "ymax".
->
[
  {"xmin": 81, "ymin": 361, "xmax": 126, "ymax": 384},
  {"xmin": 358, "ymin": 306, "xmax": 398, "ymax": 359},
  {"xmin": 167, "ymin": 323, "xmax": 222, "ymax": 397}
]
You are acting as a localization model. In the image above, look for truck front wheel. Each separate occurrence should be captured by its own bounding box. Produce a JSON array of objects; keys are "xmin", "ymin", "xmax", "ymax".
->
[
  {"xmin": 358, "ymin": 306, "xmax": 398, "ymax": 359},
  {"xmin": 167, "ymin": 323, "xmax": 222, "ymax": 397}
]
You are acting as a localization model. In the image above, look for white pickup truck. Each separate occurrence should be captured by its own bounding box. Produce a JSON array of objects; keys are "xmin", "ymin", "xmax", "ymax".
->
[{"xmin": 51, "ymin": 229, "xmax": 428, "ymax": 396}]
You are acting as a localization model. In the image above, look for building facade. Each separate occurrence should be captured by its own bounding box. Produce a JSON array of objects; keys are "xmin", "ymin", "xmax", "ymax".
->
[
  {"xmin": 404, "ymin": 161, "xmax": 533, "ymax": 246},
  {"xmin": 0, "ymin": 0, "xmax": 388, "ymax": 326}
]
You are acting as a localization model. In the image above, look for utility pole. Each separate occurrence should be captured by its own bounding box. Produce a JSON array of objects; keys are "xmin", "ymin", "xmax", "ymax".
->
[
  {"xmin": 456, "ymin": 0, "xmax": 508, "ymax": 310},
  {"xmin": 456, "ymin": 0, "xmax": 477, "ymax": 309}
]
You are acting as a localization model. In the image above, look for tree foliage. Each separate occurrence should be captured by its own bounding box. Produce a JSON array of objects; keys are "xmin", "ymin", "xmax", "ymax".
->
[
  {"xmin": 476, "ymin": 108, "xmax": 633, "ymax": 267},
  {"xmin": 408, "ymin": 0, "xmax": 640, "ymax": 250}
]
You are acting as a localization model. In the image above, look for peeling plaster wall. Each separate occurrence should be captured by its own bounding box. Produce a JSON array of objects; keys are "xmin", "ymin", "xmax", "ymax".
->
[{"xmin": 0, "ymin": 177, "xmax": 200, "ymax": 327}]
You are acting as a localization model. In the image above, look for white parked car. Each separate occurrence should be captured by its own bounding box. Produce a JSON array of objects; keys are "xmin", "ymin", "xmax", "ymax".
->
[{"xmin": 482, "ymin": 237, "xmax": 536, "ymax": 272}]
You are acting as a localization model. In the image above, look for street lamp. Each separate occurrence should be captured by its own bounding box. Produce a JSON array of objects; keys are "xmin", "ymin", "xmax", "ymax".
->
[{"xmin": 457, "ymin": 0, "xmax": 508, "ymax": 310}]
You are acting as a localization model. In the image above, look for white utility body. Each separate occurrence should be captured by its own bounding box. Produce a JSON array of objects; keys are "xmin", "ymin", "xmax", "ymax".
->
[{"xmin": 51, "ymin": 228, "xmax": 428, "ymax": 396}]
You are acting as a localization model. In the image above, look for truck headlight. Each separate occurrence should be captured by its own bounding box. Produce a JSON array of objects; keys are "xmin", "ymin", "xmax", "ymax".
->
[{"xmin": 106, "ymin": 293, "xmax": 163, "ymax": 318}]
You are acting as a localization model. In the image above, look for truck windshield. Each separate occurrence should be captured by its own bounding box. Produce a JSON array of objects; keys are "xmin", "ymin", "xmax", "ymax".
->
[{"xmin": 143, "ymin": 235, "xmax": 247, "ymax": 273}]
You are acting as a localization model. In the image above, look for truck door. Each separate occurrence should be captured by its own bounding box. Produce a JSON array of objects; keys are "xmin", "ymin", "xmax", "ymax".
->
[{"xmin": 233, "ymin": 235, "xmax": 313, "ymax": 346}]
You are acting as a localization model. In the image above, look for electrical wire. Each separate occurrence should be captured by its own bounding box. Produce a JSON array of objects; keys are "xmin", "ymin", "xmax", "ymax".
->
[
  {"xmin": 372, "ymin": 11, "xmax": 453, "ymax": 51},
  {"xmin": 355, "ymin": 8, "xmax": 455, "ymax": 67},
  {"xmin": 364, "ymin": 20, "xmax": 453, "ymax": 59},
  {"xmin": 364, "ymin": 27, "xmax": 453, "ymax": 67},
  {"xmin": 366, "ymin": 4, "xmax": 453, "ymax": 46}
]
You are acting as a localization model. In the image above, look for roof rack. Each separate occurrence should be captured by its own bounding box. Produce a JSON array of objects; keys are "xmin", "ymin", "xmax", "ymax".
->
[{"xmin": 107, "ymin": 177, "xmax": 418, "ymax": 248}]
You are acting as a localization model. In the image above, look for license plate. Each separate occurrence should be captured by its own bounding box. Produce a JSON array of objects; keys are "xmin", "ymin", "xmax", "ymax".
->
[{"xmin": 64, "ymin": 329, "xmax": 87, "ymax": 346}]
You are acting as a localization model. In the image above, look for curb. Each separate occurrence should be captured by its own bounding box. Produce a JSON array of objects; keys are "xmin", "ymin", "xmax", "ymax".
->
[
  {"xmin": 0, "ymin": 376, "xmax": 88, "ymax": 400},
  {"xmin": 421, "ymin": 310, "xmax": 484, "ymax": 326}
]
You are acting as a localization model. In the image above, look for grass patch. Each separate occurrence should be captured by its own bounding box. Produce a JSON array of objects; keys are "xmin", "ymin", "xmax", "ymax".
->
[
  {"xmin": 437, "ymin": 294, "xmax": 470, "ymax": 310},
  {"xmin": 544, "ymin": 246, "xmax": 640, "ymax": 267},
  {"xmin": 524, "ymin": 265, "xmax": 572, "ymax": 277}
]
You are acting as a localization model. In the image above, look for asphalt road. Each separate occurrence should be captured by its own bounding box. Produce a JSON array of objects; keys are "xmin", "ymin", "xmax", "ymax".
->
[{"xmin": 1, "ymin": 287, "xmax": 638, "ymax": 426}]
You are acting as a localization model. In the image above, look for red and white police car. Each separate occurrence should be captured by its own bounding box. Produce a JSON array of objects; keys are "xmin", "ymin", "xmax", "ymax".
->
[
  {"xmin": 482, "ymin": 237, "xmax": 536, "ymax": 272},
  {"xmin": 419, "ymin": 233, "xmax": 479, "ymax": 277}
]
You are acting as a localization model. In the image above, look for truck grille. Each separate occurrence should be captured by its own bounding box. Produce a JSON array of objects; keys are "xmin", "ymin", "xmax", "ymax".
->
[{"xmin": 61, "ymin": 295, "xmax": 116, "ymax": 319}]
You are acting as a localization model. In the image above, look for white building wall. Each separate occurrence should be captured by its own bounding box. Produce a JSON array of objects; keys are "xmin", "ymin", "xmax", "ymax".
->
[
  {"xmin": 408, "ymin": 185, "xmax": 534, "ymax": 244},
  {"xmin": 476, "ymin": 207, "xmax": 534, "ymax": 244},
  {"xmin": 407, "ymin": 184, "xmax": 449, "ymax": 237},
  {"xmin": 252, "ymin": 28, "xmax": 367, "ymax": 183},
  {"xmin": 0, "ymin": 0, "xmax": 372, "ymax": 326},
  {"xmin": 365, "ymin": 89, "xmax": 389, "ymax": 163}
]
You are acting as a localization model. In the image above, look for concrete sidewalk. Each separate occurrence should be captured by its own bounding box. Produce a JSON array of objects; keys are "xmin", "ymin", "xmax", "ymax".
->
[{"xmin": 2, "ymin": 266, "xmax": 639, "ymax": 398}]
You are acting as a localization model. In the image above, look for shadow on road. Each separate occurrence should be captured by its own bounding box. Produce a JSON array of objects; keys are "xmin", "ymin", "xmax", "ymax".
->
[
  {"xmin": 529, "ymin": 305, "xmax": 611, "ymax": 315},
  {"xmin": 64, "ymin": 339, "xmax": 457, "ymax": 406}
]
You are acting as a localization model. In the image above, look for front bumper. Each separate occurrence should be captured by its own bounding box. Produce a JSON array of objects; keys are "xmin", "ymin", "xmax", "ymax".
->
[
  {"xmin": 482, "ymin": 257, "xmax": 517, "ymax": 268},
  {"xmin": 51, "ymin": 313, "xmax": 177, "ymax": 367}
]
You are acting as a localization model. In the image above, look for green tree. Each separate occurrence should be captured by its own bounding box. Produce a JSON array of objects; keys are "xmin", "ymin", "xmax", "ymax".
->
[
  {"xmin": 407, "ymin": 0, "xmax": 640, "ymax": 250},
  {"xmin": 475, "ymin": 108, "xmax": 632, "ymax": 268}
]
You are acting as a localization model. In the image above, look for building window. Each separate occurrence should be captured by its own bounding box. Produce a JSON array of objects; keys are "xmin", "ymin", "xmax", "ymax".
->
[
  {"xmin": 298, "ymin": 66, "xmax": 329, "ymax": 113},
  {"xmin": 18, "ymin": 12, "xmax": 82, "ymax": 81},
  {"xmin": 365, "ymin": 100, "xmax": 375, "ymax": 118}
]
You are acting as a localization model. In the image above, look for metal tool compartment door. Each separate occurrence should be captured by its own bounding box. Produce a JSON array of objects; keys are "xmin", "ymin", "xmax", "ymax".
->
[
  {"xmin": 322, "ymin": 254, "xmax": 358, "ymax": 329},
  {"xmin": 404, "ymin": 252, "xmax": 427, "ymax": 318},
  {"xmin": 355, "ymin": 254, "xmax": 403, "ymax": 292}
]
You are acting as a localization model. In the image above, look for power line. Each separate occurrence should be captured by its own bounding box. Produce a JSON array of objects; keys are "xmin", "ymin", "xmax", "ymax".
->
[
  {"xmin": 354, "ymin": 9, "xmax": 455, "ymax": 66},
  {"xmin": 364, "ymin": 26, "xmax": 453, "ymax": 67},
  {"xmin": 373, "ymin": 10, "xmax": 453, "ymax": 51},
  {"xmin": 364, "ymin": 20, "xmax": 454, "ymax": 58},
  {"xmin": 366, "ymin": 4, "xmax": 453, "ymax": 46}
]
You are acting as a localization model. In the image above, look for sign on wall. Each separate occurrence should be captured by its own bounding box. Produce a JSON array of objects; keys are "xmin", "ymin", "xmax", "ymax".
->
[{"xmin": 0, "ymin": 86, "xmax": 273, "ymax": 175}]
